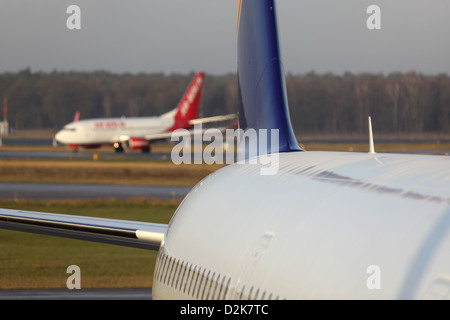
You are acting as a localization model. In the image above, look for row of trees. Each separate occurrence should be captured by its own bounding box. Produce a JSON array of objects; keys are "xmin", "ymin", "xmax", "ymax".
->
[
  {"xmin": 286, "ymin": 72, "xmax": 450, "ymax": 135},
  {"xmin": 1, "ymin": 69, "xmax": 449, "ymax": 135},
  {"xmin": 0, "ymin": 70, "xmax": 238, "ymax": 132}
]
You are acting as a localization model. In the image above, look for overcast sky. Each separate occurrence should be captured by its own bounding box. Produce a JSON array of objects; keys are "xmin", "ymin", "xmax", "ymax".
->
[{"xmin": 0, "ymin": 0, "xmax": 449, "ymax": 75}]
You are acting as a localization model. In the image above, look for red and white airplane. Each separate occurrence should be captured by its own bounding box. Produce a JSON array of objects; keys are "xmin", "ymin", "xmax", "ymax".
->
[
  {"xmin": 1, "ymin": 0, "xmax": 450, "ymax": 300},
  {"xmin": 54, "ymin": 72, "xmax": 233, "ymax": 153}
]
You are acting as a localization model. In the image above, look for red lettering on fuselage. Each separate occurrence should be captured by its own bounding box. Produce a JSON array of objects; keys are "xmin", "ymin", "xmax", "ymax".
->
[{"xmin": 95, "ymin": 121, "xmax": 125, "ymax": 129}]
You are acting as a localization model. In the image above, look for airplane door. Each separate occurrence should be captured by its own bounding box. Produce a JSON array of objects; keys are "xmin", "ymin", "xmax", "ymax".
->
[{"xmin": 234, "ymin": 231, "xmax": 275, "ymax": 299}]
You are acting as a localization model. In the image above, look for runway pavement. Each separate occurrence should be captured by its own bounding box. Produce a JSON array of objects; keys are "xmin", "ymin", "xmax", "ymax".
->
[
  {"xmin": 0, "ymin": 288, "xmax": 152, "ymax": 300},
  {"xmin": 0, "ymin": 146, "xmax": 192, "ymax": 201},
  {"xmin": 0, "ymin": 182, "xmax": 191, "ymax": 201},
  {"xmin": 0, "ymin": 149, "xmax": 171, "ymax": 160}
]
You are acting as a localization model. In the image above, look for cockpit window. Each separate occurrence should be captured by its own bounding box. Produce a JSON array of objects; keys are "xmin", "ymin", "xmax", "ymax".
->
[{"xmin": 63, "ymin": 127, "xmax": 77, "ymax": 132}]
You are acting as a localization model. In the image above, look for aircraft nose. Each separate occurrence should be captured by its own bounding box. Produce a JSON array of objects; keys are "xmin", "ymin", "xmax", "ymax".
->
[
  {"xmin": 54, "ymin": 130, "xmax": 66, "ymax": 144},
  {"xmin": 54, "ymin": 130, "xmax": 61, "ymax": 142}
]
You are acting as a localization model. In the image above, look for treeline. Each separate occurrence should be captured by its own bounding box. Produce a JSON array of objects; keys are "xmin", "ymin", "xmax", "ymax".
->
[
  {"xmin": 1, "ymin": 69, "xmax": 449, "ymax": 135},
  {"xmin": 0, "ymin": 69, "xmax": 237, "ymax": 131},
  {"xmin": 286, "ymin": 72, "xmax": 450, "ymax": 135}
]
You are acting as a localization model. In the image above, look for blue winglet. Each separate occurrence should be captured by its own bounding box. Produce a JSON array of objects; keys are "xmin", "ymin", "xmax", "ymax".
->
[{"xmin": 237, "ymin": 0, "xmax": 302, "ymax": 154}]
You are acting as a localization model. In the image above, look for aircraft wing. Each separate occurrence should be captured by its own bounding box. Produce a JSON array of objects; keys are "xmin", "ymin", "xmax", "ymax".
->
[
  {"xmin": 0, "ymin": 208, "xmax": 166, "ymax": 250},
  {"xmin": 188, "ymin": 113, "xmax": 237, "ymax": 125},
  {"xmin": 143, "ymin": 127, "xmax": 230, "ymax": 142},
  {"xmin": 141, "ymin": 114, "xmax": 237, "ymax": 141},
  {"xmin": 143, "ymin": 132, "xmax": 182, "ymax": 141}
]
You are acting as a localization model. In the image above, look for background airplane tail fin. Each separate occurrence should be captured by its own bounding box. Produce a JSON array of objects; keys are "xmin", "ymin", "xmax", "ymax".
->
[
  {"xmin": 169, "ymin": 72, "xmax": 204, "ymax": 130},
  {"xmin": 73, "ymin": 110, "xmax": 80, "ymax": 122},
  {"xmin": 237, "ymin": 0, "xmax": 302, "ymax": 154}
]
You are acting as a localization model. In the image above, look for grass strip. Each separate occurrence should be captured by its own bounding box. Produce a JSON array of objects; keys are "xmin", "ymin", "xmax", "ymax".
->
[{"xmin": 0, "ymin": 159, "xmax": 224, "ymax": 186}]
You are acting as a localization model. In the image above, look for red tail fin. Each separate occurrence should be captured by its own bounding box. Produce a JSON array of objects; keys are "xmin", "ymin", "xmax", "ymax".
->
[
  {"xmin": 73, "ymin": 110, "xmax": 80, "ymax": 122},
  {"xmin": 171, "ymin": 72, "xmax": 204, "ymax": 130}
]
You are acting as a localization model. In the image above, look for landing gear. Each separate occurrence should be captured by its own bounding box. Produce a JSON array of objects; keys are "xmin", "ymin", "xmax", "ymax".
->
[
  {"xmin": 114, "ymin": 142, "xmax": 124, "ymax": 153},
  {"xmin": 141, "ymin": 145, "xmax": 151, "ymax": 153},
  {"xmin": 69, "ymin": 144, "xmax": 79, "ymax": 153},
  {"xmin": 113, "ymin": 142, "xmax": 151, "ymax": 153}
]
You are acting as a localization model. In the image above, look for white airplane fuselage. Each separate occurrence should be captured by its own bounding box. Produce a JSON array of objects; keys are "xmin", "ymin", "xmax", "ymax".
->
[
  {"xmin": 55, "ymin": 117, "xmax": 175, "ymax": 147},
  {"xmin": 153, "ymin": 151, "xmax": 450, "ymax": 300}
]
